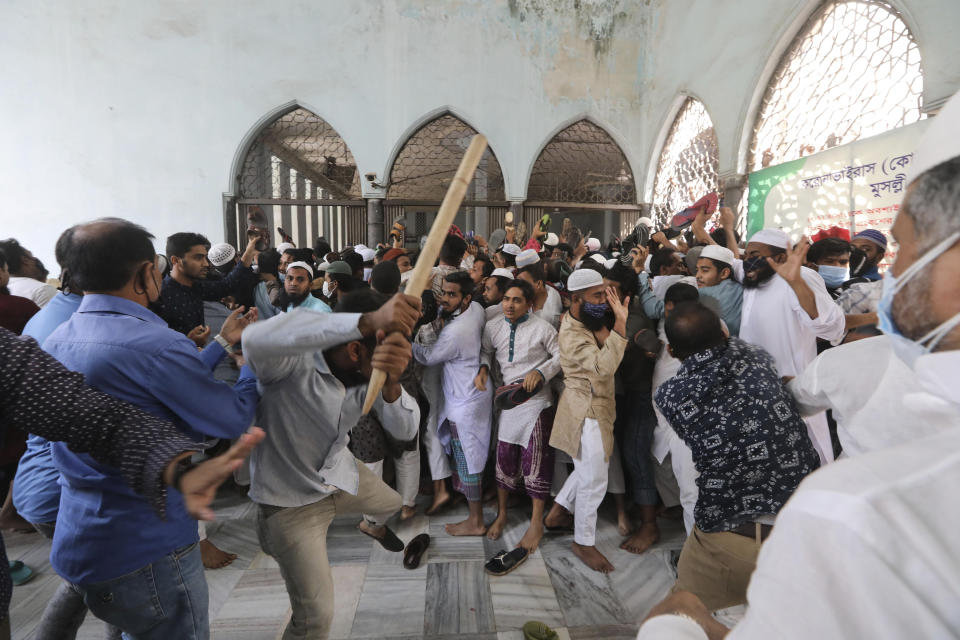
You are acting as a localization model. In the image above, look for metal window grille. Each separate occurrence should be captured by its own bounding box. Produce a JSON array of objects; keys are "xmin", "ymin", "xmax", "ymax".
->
[
  {"xmin": 651, "ymin": 98, "xmax": 720, "ymax": 226},
  {"xmin": 526, "ymin": 120, "xmax": 635, "ymax": 206},
  {"xmin": 749, "ymin": 0, "xmax": 923, "ymax": 172},
  {"xmin": 238, "ymin": 107, "xmax": 361, "ymax": 200},
  {"xmin": 387, "ymin": 114, "xmax": 505, "ymax": 202}
]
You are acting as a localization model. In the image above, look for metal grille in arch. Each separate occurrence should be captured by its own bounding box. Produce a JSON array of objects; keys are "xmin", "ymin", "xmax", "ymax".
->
[
  {"xmin": 238, "ymin": 108, "xmax": 362, "ymax": 200},
  {"xmin": 651, "ymin": 98, "xmax": 719, "ymax": 225},
  {"xmin": 527, "ymin": 120, "xmax": 635, "ymax": 206},
  {"xmin": 749, "ymin": 0, "xmax": 923, "ymax": 172},
  {"xmin": 387, "ymin": 114, "xmax": 505, "ymax": 202}
]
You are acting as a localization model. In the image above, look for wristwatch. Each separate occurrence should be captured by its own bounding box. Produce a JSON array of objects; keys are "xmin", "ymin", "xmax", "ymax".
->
[
  {"xmin": 213, "ymin": 333, "xmax": 235, "ymax": 354},
  {"xmin": 171, "ymin": 456, "xmax": 199, "ymax": 493}
]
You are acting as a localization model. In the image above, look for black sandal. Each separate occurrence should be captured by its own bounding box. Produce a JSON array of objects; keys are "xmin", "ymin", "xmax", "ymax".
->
[
  {"xmin": 403, "ymin": 533, "xmax": 430, "ymax": 569},
  {"xmin": 358, "ymin": 523, "xmax": 405, "ymax": 552},
  {"xmin": 484, "ymin": 547, "xmax": 529, "ymax": 576}
]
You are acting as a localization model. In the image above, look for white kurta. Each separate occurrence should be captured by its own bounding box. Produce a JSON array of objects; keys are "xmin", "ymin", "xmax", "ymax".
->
[
  {"xmin": 788, "ymin": 336, "xmax": 957, "ymax": 457},
  {"xmin": 736, "ymin": 263, "xmax": 845, "ymax": 463},
  {"xmin": 412, "ymin": 301, "xmax": 492, "ymax": 475},
  {"xmin": 480, "ymin": 313, "xmax": 561, "ymax": 445},
  {"xmin": 533, "ymin": 285, "xmax": 564, "ymax": 330}
]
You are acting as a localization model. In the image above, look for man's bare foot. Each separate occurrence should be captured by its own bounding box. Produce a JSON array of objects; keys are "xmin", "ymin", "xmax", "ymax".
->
[
  {"xmin": 571, "ymin": 542, "xmax": 614, "ymax": 573},
  {"xmin": 445, "ymin": 518, "xmax": 487, "ymax": 536},
  {"xmin": 0, "ymin": 514, "xmax": 36, "ymax": 534},
  {"xmin": 400, "ymin": 505, "xmax": 416, "ymax": 520},
  {"xmin": 200, "ymin": 539, "xmax": 237, "ymax": 569},
  {"xmin": 543, "ymin": 506, "xmax": 574, "ymax": 530},
  {"xmin": 620, "ymin": 521, "xmax": 660, "ymax": 554},
  {"xmin": 426, "ymin": 488, "xmax": 451, "ymax": 515},
  {"xmin": 486, "ymin": 515, "xmax": 507, "ymax": 541},
  {"xmin": 518, "ymin": 521, "xmax": 545, "ymax": 552},
  {"xmin": 617, "ymin": 511, "xmax": 633, "ymax": 537}
]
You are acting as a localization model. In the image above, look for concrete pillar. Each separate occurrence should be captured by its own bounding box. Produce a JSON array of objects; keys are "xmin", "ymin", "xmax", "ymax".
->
[
  {"xmin": 465, "ymin": 207, "xmax": 476, "ymax": 234},
  {"xmin": 602, "ymin": 210, "xmax": 616, "ymax": 246},
  {"xmin": 366, "ymin": 198, "xmax": 384, "ymax": 248}
]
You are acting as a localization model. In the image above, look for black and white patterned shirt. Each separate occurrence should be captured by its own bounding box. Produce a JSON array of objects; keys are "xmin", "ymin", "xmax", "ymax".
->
[{"xmin": 655, "ymin": 337, "xmax": 820, "ymax": 532}]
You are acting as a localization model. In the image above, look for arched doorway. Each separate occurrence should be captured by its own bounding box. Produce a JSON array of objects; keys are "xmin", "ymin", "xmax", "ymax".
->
[
  {"xmin": 227, "ymin": 106, "xmax": 366, "ymax": 251},
  {"xmin": 384, "ymin": 113, "xmax": 508, "ymax": 247},
  {"xmin": 526, "ymin": 119, "xmax": 638, "ymax": 248}
]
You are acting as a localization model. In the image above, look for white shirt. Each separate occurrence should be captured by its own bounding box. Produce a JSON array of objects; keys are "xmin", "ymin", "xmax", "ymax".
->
[
  {"xmin": 533, "ymin": 285, "xmax": 564, "ymax": 330},
  {"xmin": 481, "ymin": 313, "xmax": 561, "ymax": 445},
  {"xmin": 412, "ymin": 302, "xmax": 492, "ymax": 474},
  {"xmin": 7, "ymin": 276, "xmax": 56, "ymax": 308},
  {"xmin": 788, "ymin": 336, "xmax": 957, "ymax": 457}
]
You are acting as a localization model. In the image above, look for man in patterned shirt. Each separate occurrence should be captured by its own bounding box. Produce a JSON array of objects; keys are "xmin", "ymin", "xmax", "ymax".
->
[{"xmin": 655, "ymin": 301, "xmax": 819, "ymax": 611}]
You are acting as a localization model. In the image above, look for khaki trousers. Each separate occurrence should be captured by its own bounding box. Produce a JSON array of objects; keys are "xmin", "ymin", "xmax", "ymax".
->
[
  {"xmin": 672, "ymin": 525, "xmax": 763, "ymax": 611},
  {"xmin": 256, "ymin": 463, "xmax": 402, "ymax": 640}
]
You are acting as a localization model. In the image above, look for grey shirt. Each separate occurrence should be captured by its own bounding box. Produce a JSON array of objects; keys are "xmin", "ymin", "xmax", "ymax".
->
[{"xmin": 242, "ymin": 309, "xmax": 420, "ymax": 507}]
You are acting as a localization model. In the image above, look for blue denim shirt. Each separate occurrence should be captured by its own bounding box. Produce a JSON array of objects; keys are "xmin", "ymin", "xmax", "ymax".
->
[
  {"xmin": 44, "ymin": 294, "xmax": 259, "ymax": 584},
  {"xmin": 13, "ymin": 292, "xmax": 83, "ymax": 525}
]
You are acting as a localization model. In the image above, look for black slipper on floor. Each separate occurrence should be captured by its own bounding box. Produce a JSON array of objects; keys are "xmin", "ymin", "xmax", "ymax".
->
[
  {"xmin": 484, "ymin": 547, "xmax": 529, "ymax": 577},
  {"xmin": 403, "ymin": 533, "xmax": 430, "ymax": 569},
  {"xmin": 359, "ymin": 524, "xmax": 405, "ymax": 552}
]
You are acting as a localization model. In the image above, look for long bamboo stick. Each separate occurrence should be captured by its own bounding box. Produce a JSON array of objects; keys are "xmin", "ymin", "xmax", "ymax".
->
[{"xmin": 361, "ymin": 134, "xmax": 488, "ymax": 414}]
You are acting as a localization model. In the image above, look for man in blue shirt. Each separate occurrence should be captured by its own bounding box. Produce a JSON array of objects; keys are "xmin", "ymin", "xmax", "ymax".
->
[{"xmin": 43, "ymin": 218, "xmax": 260, "ymax": 639}]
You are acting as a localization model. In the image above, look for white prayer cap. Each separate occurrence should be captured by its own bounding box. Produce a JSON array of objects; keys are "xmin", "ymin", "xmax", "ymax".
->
[
  {"xmin": 286, "ymin": 261, "xmax": 314, "ymax": 278},
  {"xmin": 490, "ymin": 268, "xmax": 514, "ymax": 280},
  {"xmin": 604, "ymin": 258, "xmax": 617, "ymax": 270},
  {"xmin": 359, "ymin": 247, "xmax": 376, "ymax": 263},
  {"xmin": 317, "ymin": 261, "xmax": 331, "ymax": 271},
  {"xmin": 748, "ymin": 228, "xmax": 790, "ymax": 250},
  {"xmin": 544, "ymin": 232, "xmax": 560, "ymax": 247},
  {"xmin": 277, "ymin": 242, "xmax": 295, "ymax": 255},
  {"xmin": 516, "ymin": 249, "xmax": 540, "ymax": 268},
  {"xmin": 585, "ymin": 237, "xmax": 601, "ymax": 252},
  {"xmin": 589, "ymin": 253, "xmax": 606, "ymax": 265},
  {"xmin": 700, "ymin": 245, "xmax": 735, "ymax": 265},
  {"xmin": 354, "ymin": 244, "xmax": 369, "ymax": 251},
  {"xmin": 501, "ymin": 243, "xmax": 522, "ymax": 256},
  {"xmin": 207, "ymin": 243, "xmax": 236, "ymax": 267},
  {"xmin": 637, "ymin": 217, "xmax": 654, "ymax": 228},
  {"xmin": 567, "ymin": 267, "xmax": 605, "ymax": 292},
  {"xmin": 908, "ymin": 89, "xmax": 960, "ymax": 186}
]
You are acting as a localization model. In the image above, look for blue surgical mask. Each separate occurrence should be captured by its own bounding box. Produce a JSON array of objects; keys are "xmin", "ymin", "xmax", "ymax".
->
[
  {"xmin": 582, "ymin": 301, "xmax": 609, "ymax": 318},
  {"xmin": 878, "ymin": 231, "xmax": 960, "ymax": 366},
  {"xmin": 817, "ymin": 264, "xmax": 848, "ymax": 289}
]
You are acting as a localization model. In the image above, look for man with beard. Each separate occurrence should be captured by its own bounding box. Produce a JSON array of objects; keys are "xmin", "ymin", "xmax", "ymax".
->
[
  {"xmin": 282, "ymin": 261, "xmax": 331, "ymax": 313},
  {"xmin": 481, "ymin": 267, "xmax": 514, "ymax": 321},
  {"xmin": 243, "ymin": 289, "xmax": 421, "ymax": 640},
  {"xmin": 517, "ymin": 259, "xmax": 564, "ymax": 330},
  {"xmin": 469, "ymin": 253, "xmax": 494, "ymax": 286},
  {"xmin": 544, "ymin": 268, "xmax": 629, "ymax": 573},
  {"xmin": 477, "ymin": 279, "xmax": 560, "ymax": 552},
  {"xmin": 412, "ymin": 271, "xmax": 492, "ymax": 535},
  {"xmin": 847, "ymin": 229, "xmax": 887, "ymax": 283},
  {"xmin": 736, "ymin": 229, "xmax": 845, "ymax": 463},
  {"xmin": 159, "ymin": 232, "xmax": 258, "ymax": 342}
]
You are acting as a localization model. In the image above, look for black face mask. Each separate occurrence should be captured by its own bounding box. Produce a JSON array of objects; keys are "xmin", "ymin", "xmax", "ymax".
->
[
  {"xmin": 579, "ymin": 307, "xmax": 615, "ymax": 332},
  {"xmin": 742, "ymin": 260, "xmax": 777, "ymax": 289},
  {"xmin": 848, "ymin": 246, "xmax": 869, "ymax": 278}
]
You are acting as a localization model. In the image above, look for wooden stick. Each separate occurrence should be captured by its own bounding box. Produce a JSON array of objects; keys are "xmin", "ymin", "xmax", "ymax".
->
[{"xmin": 361, "ymin": 134, "xmax": 488, "ymax": 414}]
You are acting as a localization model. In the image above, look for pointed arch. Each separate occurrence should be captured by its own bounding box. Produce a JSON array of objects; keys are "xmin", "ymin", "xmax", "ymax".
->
[
  {"xmin": 385, "ymin": 111, "xmax": 505, "ymax": 202},
  {"xmin": 525, "ymin": 118, "xmax": 635, "ymax": 207},
  {"xmin": 650, "ymin": 96, "xmax": 720, "ymax": 225},
  {"xmin": 747, "ymin": 0, "xmax": 923, "ymax": 173}
]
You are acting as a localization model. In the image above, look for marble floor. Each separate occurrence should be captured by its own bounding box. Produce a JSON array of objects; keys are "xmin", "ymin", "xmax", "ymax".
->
[{"xmin": 6, "ymin": 488, "xmax": 689, "ymax": 640}]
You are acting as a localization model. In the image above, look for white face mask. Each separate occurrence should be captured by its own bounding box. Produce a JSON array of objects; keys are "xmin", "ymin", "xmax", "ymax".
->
[{"xmin": 322, "ymin": 281, "xmax": 335, "ymax": 298}]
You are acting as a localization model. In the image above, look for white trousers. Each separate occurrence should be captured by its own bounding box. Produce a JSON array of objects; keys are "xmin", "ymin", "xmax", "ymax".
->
[
  {"xmin": 555, "ymin": 418, "xmax": 609, "ymax": 546},
  {"xmin": 394, "ymin": 447, "xmax": 420, "ymax": 507},
  {"xmin": 668, "ymin": 431, "xmax": 699, "ymax": 536},
  {"xmin": 421, "ymin": 366, "xmax": 452, "ymax": 481}
]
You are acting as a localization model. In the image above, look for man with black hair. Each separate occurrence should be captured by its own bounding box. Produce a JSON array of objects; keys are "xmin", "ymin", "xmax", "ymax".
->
[
  {"xmin": 40, "ymin": 218, "xmax": 261, "ymax": 638},
  {"xmin": 696, "ymin": 245, "xmax": 743, "ymax": 336},
  {"xmin": 254, "ymin": 248, "xmax": 282, "ymax": 319},
  {"xmin": 481, "ymin": 269, "xmax": 514, "ymax": 318},
  {"xmin": 655, "ymin": 301, "xmax": 819, "ymax": 611},
  {"xmin": 430, "ymin": 234, "xmax": 468, "ymax": 297},
  {"xmin": 469, "ymin": 253, "xmax": 494, "ymax": 286},
  {"xmin": 806, "ymin": 237, "xmax": 851, "ymax": 297},
  {"xmin": 370, "ymin": 260, "xmax": 401, "ymax": 296},
  {"xmin": 282, "ymin": 262, "xmax": 331, "ymax": 313},
  {"xmin": 0, "ymin": 250, "xmax": 39, "ymax": 334},
  {"xmin": 477, "ymin": 278, "xmax": 560, "ymax": 551},
  {"xmin": 517, "ymin": 260, "xmax": 564, "ymax": 329},
  {"xmin": 0, "ymin": 238, "xmax": 57, "ymax": 307},
  {"xmin": 649, "ymin": 247, "xmax": 687, "ymax": 278},
  {"xmin": 159, "ymin": 231, "xmax": 258, "ymax": 340},
  {"xmin": 545, "ymin": 268, "xmax": 630, "ymax": 573},
  {"xmin": 243, "ymin": 288, "xmax": 421, "ymax": 640},
  {"xmin": 412, "ymin": 271, "xmax": 492, "ymax": 535}
]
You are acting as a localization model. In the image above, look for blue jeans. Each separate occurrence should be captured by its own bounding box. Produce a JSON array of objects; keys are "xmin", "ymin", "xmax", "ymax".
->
[{"xmin": 73, "ymin": 542, "xmax": 208, "ymax": 640}]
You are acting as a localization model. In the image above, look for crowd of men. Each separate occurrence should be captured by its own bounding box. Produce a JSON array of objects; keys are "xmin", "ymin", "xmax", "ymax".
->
[{"xmin": 0, "ymin": 97, "xmax": 956, "ymax": 640}]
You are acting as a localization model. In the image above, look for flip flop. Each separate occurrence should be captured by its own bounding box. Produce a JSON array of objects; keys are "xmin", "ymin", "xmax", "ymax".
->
[
  {"xmin": 484, "ymin": 547, "xmax": 529, "ymax": 577},
  {"xmin": 9, "ymin": 560, "xmax": 34, "ymax": 586},
  {"xmin": 358, "ymin": 523, "xmax": 405, "ymax": 552},
  {"xmin": 522, "ymin": 621, "xmax": 559, "ymax": 640},
  {"xmin": 403, "ymin": 533, "xmax": 430, "ymax": 570}
]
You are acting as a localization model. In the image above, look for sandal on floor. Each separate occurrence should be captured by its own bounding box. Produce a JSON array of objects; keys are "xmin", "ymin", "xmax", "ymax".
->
[
  {"xmin": 358, "ymin": 523, "xmax": 405, "ymax": 552},
  {"xmin": 403, "ymin": 533, "xmax": 430, "ymax": 570},
  {"xmin": 9, "ymin": 560, "xmax": 34, "ymax": 586},
  {"xmin": 484, "ymin": 547, "xmax": 529, "ymax": 577},
  {"xmin": 522, "ymin": 620, "xmax": 559, "ymax": 640}
]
